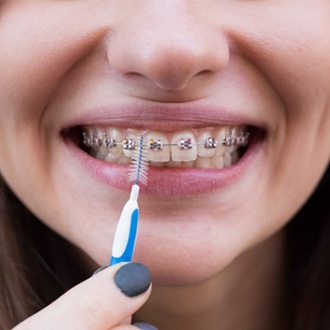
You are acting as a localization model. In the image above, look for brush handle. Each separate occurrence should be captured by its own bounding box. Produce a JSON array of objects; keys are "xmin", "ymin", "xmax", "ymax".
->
[{"xmin": 110, "ymin": 185, "xmax": 140, "ymax": 266}]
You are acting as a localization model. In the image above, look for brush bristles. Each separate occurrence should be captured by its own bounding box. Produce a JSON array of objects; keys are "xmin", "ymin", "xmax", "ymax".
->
[{"xmin": 128, "ymin": 136, "xmax": 149, "ymax": 186}]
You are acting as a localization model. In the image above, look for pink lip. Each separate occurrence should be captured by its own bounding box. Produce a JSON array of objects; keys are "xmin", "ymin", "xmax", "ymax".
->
[
  {"xmin": 61, "ymin": 102, "xmax": 266, "ymax": 196},
  {"xmin": 62, "ymin": 102, "xmax": 267, "ymax": 132},
  {"xmin": 64, "ymin": 133, "xmax": 263, "ymax": 196}
]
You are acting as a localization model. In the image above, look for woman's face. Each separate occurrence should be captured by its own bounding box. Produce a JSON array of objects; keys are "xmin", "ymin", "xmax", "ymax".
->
[{"xmin": 0, "ymin": 0, "xmax": 329, "ymax": 285}]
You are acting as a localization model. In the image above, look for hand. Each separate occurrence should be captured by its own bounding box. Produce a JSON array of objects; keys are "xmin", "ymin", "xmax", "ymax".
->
[{"xmin": 13, "ymin": 263, "xmax": 155, "ymax": 330}]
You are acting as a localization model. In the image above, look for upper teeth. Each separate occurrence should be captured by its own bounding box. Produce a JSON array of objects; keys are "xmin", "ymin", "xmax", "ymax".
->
[
  {"xmin": 82, "ymin": 128, "xmax": 249, "ymax": 149},
  {"xmin": 81, "ymin": 126, "xmax": 249, "ymax": 166}
]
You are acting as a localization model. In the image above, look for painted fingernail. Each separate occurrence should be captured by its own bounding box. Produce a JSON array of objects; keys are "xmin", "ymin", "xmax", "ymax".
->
[
  {"xmin": 92, "ymin": 266, "xmax": 108, "ymax": 276},
  {"xmin": 114, "ymin": 262, "xmax": 151, "ymax": 297},
  {"xmin": 133, "ymin": 322, "xmax": 159, "ymax": 330}
]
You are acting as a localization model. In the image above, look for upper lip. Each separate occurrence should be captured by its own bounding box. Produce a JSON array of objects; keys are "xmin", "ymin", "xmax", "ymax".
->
[{"xmin": 62, "ymin": 102, "xmax": 267, "ymax": 132}]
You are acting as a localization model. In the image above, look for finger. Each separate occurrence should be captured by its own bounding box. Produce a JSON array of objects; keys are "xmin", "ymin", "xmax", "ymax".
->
[
  {"xmin": 14, "ymin": 263, "xmax": 152, "ymax": 330},
  {"xmin": 112, "ymin": 326, "xmax": 140, "ymax": 330},
  {"xmin": 112, "ymin": 326, "xmax": 135, "ymax": 330}
]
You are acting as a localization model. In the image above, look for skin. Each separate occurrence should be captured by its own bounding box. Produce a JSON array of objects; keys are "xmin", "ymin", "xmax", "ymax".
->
[{"xmin": 1, "ymin": 0, "xmax": 330, "ymax": 329}]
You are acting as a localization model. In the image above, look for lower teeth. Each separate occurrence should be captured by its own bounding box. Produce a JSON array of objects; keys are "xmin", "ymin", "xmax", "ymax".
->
[{"xmin": 89, "ymin": 147, "xmax": 243, "ymax": 169}]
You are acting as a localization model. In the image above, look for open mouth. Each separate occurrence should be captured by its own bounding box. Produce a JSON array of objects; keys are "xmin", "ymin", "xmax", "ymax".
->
[
  {"xmin": 63, "ymin": 118, "xmax": 265, "ymax": 195},
  {"xmin": 69, "ymin": 125, "xmax": 257, "ymax": 170}
]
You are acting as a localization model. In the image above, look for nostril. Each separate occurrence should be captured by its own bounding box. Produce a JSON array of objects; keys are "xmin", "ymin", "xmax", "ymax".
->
[
  {"xmin": 123, "ymin": 69, "xmax": 215, "ymax": 96},
  {"xmin": 108, "ymin": 34, "xmax": 229, "ymax": 92},
  {"xmin": 196, "ymin": 69, "xmax": 213, "ymax": 77},
  {"xmin": 125, "ymin": 72, "xmax": 144, "ymax": 78}
]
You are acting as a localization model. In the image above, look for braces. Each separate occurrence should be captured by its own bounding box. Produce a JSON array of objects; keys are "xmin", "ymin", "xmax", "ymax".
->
[{"xmin": 82, "ymin": 130, "xmax": 250, "ymax": 151}]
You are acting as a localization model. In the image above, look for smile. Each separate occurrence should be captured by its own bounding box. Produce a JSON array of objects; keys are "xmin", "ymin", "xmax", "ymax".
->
[
  {"xmin": 62, "ymin": 104, "xmax": 266, "ymax": 195},
  {"xmin": 80, "ymin": 126, "xmax": 250, "ymax": 169}
]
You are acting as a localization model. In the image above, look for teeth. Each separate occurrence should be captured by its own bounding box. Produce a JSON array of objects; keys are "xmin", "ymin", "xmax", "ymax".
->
[
  {"xmin": 146, "ymin": 131, "xmax": 170, "ymax": 162},
  {"xmin": 117, "ymin": 155, "xmax": 131, "ymax": 164},
  {"xmin": 212, "ymin": 153, "xmax": 225, "ymax": 169},
  {"xmin": 214, "ymin": 127, "xmax": 228, "ymax": 157},
  {"xmin": 81, "ymin": 125, "xmax": 250, "ymax": 169},
  {"xmin": 84, "ymin": 130, "xmax": 108, "ymax": 160},
  {"xmin": 223, "ymin": 152, "xmax": 233, "ymax": 168},
  {"xmin": 212, "ymin": 150, "xmax": 234, "ymax": 169},
  {"xmin": 104, "ymin": 128, "xmax": 123, "ymax": 162},
  {"xmin": 225, "ymin": 127, "xmax": 240, "ymax": 153},
  {"xmin": 195, "ymin": 157, "xmax": 212, "ymax": 169},
  {"xmin": 171, "ymin": 131, "xmax": 197, "ymax": 162},
  {"xmin": 94, "ymin": 131, "xmax": 109, "ymax": 158},
  {"xmin": 197, "ymin": 131, "xmax": 216, "ymax": 158},
  {"xmin": 122, "ymin": 130, "xmax": 137, "ymax": 157}
]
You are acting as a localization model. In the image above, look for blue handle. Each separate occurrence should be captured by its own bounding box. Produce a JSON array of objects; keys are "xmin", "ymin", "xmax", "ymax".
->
[{"xmin": 110, "ymin": 208, "xmax": 139, "ymax": 266}]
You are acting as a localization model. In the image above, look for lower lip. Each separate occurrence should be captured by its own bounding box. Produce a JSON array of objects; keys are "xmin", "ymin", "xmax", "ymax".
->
[{"xmin": 64, "ymin": 135, "xmax": 263, "ymax": 196}]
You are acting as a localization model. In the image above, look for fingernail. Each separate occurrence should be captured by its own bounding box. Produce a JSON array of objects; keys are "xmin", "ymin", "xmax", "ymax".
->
[
  {"xmin": 92, "ymin": 266, "xmax": 108, "ymax": 276},
  {"xmin": 114, "ymin": 262, "xmax": 151, "ymax": 297},
  {"xmin": 133, "ymin": 322, "xmax": 159, "ymax": 330}
]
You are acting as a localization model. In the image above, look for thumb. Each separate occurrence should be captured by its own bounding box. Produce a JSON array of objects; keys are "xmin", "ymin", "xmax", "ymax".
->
[{"xmin": 14, "ymin": 263, "xmax": 152, "ymax": 330}]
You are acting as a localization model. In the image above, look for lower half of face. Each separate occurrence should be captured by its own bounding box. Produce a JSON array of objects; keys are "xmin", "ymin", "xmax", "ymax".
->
[{"xmin": 0, "ymin": 0, "xmax": 329, "ymax": 286}]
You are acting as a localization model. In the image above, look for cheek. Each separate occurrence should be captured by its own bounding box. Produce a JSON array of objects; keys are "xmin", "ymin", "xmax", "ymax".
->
[
  {"xmin": 0, "ymin": 2, "xmax": 107, "ymax": 193},
  {"xmin": 0, "ymin": 1, "xmax": 107, "ymax": 124},
  {"xmin": 228, "ymin": 2, "xmax": 330, "ymax": 206},
  {"xmin": 230, "ymin": 2, "xmax": 330, "ymax": 115}
]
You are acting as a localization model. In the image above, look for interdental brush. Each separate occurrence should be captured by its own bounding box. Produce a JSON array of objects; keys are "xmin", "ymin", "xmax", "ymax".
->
[{"xmin": 109, "ymin": 136, "xmax": 149, "ymax": 266}]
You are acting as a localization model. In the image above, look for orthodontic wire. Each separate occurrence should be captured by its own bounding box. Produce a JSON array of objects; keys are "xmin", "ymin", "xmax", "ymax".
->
[{"xmin": 82, "ymin": 132, "xmax": 250, "ymax": 149}]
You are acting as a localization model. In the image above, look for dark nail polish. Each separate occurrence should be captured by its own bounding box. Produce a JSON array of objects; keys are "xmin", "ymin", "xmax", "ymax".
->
[
  {"xmin": 92, "ymin": 266, "xmax": 108, "ymax": 276},
  {"xmin": 114, "ymin": 262, "xmax": 151, "ymax": 297},
  {"xmin": 133, "ymin": 322, "xmax": 159, "ymax": 330}
]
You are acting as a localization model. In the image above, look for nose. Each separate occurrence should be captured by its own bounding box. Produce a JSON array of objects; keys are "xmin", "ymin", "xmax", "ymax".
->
[{"xmin": 106, "ymin": 4, "xmax": 229, "ymax": 91}]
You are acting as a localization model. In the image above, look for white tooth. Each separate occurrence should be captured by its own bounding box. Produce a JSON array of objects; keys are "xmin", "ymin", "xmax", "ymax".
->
[
  {"xmin": 104, "ymin": 128, "xmax": 123, "ymax": 161},
  {"xmin": 214, "ymin": 127, "xmax": 229, "ymax": 157},
  {"xmin": 211, "ymin": 154, "xmax": 225, "ymax": 169},
  {"xmin": 226, "ymin": 127, "xmax": 240, "ymax": 153},
  {"xmin": 94, "ymin": 150, "xmax": 106, "ymax": 160},
  {"xmin": 104, "ymin": 153, "xmax": 119, "ymax": 162},
  {"xmin": 117, "ymin": 155, "xmax": 131, "ymax": 164},
  {"xmin": 93, "ymin": 130, "xmax": 108, "ymax": 156},
  {"xmin": 211, "ymin": 151, "xmax": 232, "ymax": 169},
  {"xmin": 195, "ymin": 157, "xmax": 212, "ymax": 169},
  {"xmin": 197, "ymin": 131, "xmax": 216, "ymax": 158},
  {"xmin": 223, "ymin": 152, "xmax": 232, "ymax": 167},
  {"xmin": 122, "ymin": 130, "xmax": 138, "ymax": 158},
  {"xmin": 171, "ymin": 131, "xmax": 197, "ymax": 162},
  {"xmin": 146, "ymin": 131, "xmax": 170, "ymax": 162}
]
